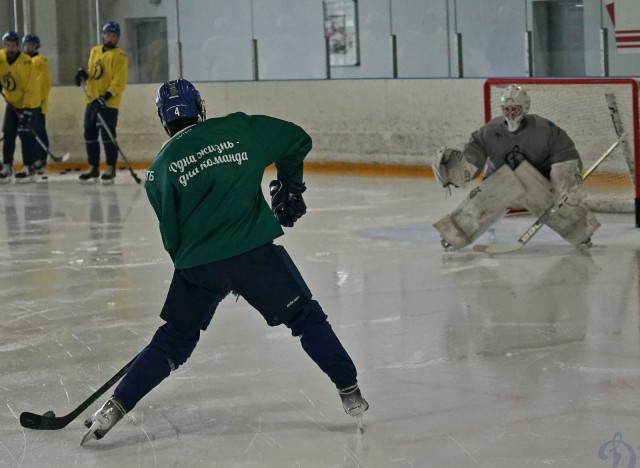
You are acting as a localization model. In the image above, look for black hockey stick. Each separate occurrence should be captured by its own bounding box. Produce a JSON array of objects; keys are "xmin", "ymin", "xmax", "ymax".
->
[
  {"xmin": 19, "ymin": 356, "xmax": 136, "ymax": 430},
  {"xmin": 0, "ymin": 91, "xmax": 69, "ymax": 163},
  {"xmin": 31, "ymin": 131, "xmax": 70, "ymax": 163},
  {"xmin": 94, "ymin": 110, "xmax": 142, "ymax": 184}
]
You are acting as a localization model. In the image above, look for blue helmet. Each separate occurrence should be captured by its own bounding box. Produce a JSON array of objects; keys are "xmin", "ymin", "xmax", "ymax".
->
[
  {"xmin": 156, "ymin": 79, "xmax": 205, "ymax": 131},
  {"xmin": 2, "ymin": 31, "xmax": 19, "ymax": 44},
  {"xmin": 102, "ymin": 21, "xmax": 120, "ymax": 36},
  {"xmin": 22, "ymin": 33, "xmax": 40, "ymax": 48}
]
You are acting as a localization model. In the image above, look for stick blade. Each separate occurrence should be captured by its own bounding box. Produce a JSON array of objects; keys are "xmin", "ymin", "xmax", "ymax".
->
[
  {"xmin": 473, "ymin": 242, "xmax": 524, "ymax": 255},
  {"xmin": 60, "ymin": 153, "xmax": 70, "ymax": 162},
  {"xmin": 472, "ymin": 244, "xmax": 489, "ymax": 253},
  {"xmin": 20, "ymin": 411, "xmax": 68, "ymax": 430},
  {"xmin": 20, "ymin": 412, "xmax": 45, "ymax": 429}
]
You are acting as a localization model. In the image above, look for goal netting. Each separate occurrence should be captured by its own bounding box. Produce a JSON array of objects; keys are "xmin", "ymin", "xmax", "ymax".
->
[{"xmin": 484, "ymin": 78, "xmax": 640, "ymax": 226}]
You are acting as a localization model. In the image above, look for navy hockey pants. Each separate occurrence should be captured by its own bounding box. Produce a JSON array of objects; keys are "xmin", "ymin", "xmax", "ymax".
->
[
  {"xmin": 2, "ymin": 105, "xmax": 36, "ymax": 167},
  {"xmin": 83, "ymin": 106, "xmax": 118, "ymax": 167},
  {"xmin": 113, "ymin": 243, "xmax": 358, "ymax": 411}
]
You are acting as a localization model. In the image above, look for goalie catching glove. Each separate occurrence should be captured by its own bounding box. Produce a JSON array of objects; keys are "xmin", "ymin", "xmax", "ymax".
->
[
  {"xmin": 269, "ymin": 180, "xmax": 307, "ymax": 227},
  {"xmin": 432, "ymin": 147, "xmax": 478, "ymax": 189}
]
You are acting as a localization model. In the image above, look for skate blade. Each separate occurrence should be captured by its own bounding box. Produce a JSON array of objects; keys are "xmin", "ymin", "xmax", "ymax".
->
[
  {"xmin": 80, "ymin": 421, "xmax": 100, "ymax": 446},
  {"xmin": 100, "ymin": 179, "xmax": 115, "ymax": 185},
  {"xmin": 79, "ymin": 179, "xmax": 99, "ymax": 185}
]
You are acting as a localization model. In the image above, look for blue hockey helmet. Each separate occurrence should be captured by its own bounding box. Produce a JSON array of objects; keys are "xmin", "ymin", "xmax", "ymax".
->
[
  {"xmin": 102, "ymin": 21, "xmax": 121, "ymax": 36},
  {"xmin": 22, "ymin": 33, "xmax": 40, "ymax": 48},
  {"xmin": 2, "ymin": 31, "xmax": 20, "ymax": 44},
  {"xmin": 156, "ymin": 79, "xmax": 205, "ymax": 132}
]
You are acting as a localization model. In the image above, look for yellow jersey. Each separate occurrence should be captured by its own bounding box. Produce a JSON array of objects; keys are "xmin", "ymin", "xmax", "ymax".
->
[
  {"xmin": 84, "ymin": 45, "xmax": 128, "ymax": 109},
  {"xmin": 29, "ymin": 53, "xmax": 52, "ymax": 115},
  {"xmin": 0, "ymin": 50, "xmax": 39, "ymax": 109}
]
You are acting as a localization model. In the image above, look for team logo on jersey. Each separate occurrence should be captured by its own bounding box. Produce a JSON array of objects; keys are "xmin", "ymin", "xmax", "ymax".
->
[
  {"xmin": 504, "ymin": 145, "xmax": 527, "ymax": 169},
  {"xmin": 1, "ymin": 73, "xmax": 17, "ymax": 92},
  {"xmin": 91, "ymin": 60, "xmax": 104, "ymax": 80}
]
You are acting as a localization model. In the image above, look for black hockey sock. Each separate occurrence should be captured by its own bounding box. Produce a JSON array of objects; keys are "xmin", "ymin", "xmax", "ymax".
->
[
  {"xmin": 85, "ymin": 140, "xmax": 100, "ymax": 167},
  {"xmin": 112, "ymin": 346, "xmax": 171, "ymax": 411},
  {"xmin": 286, "ymin": 301, "xmax": 357, "ymax": 389}
]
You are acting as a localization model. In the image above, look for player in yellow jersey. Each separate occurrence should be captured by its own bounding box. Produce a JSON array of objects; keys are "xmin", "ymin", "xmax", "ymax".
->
[
  {"xmin": 0, "ymin": 31, "xmax": 40, "ymax": 183},
  {"xmin": 75, "ymin": 21, "xmax": 128, "ymax": 184},
  {"xmin": 22, "ymin": 33, "xmax": 51, "ymax": 175}
]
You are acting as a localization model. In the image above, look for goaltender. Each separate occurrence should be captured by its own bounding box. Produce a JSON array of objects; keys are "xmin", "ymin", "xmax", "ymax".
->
[{"xmin": 432, "ymin": 84, "xmax": 599, "ymax": 251}]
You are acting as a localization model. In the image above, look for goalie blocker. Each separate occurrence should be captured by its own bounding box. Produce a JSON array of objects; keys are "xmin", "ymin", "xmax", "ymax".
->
[{"xmin": 433, "ymin": 160, "xmax": 600, "ymax": 250}]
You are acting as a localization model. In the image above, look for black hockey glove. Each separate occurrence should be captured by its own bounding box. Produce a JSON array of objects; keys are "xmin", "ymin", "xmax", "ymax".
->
[
  {"xmin": 17, "ymin": 109, "xmax": 35, "ymax": 133},
  {"xmin": 89, "ymin": 93, "xmax": 111, "ymax": 114},
  {"xmin": 75, "ymin": 68, "xmax": 88, "ymax": 87},
  {"xmin": 269, "ymin": 180, "xmax": 307, "ymax": 227}
]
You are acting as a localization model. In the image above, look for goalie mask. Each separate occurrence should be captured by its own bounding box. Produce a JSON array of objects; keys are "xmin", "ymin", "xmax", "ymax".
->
[
  {"xmin": 156, "ymin": 79, "xmax": 206, "ymax": 135},
  {"xmin": 500, "ymin": 85, "xmax": 530, "ymax": 132}
]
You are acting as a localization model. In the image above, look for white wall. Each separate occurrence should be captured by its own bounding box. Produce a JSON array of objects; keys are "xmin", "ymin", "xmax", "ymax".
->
[
  {"xmin": 1, "ymin": 79, "xmax": 484, "ymax": 168},
  {"xmin": 5, "ymin": 0, "xmax": 640, "ymax": 84}
]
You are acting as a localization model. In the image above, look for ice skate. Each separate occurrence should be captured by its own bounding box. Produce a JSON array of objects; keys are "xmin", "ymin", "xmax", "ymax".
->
[
  {"xmin": 338, "ymin": 383, "xmax": 369, "ymax": 430},
  {"xmin": 578, "ymin": 237, "xmax": 593, "ymax": 254},
  {"xmin": 14, "ymin": 166, "xmax": 36, "ymax": 184},
  {"xmin": 79, "ymin": 165, "xmax": 99, "ymax": 183},
  {"xmin": 441, "ymin": 238, "xmax": 454, "ymax": 252},
  {"xmin": 33, "ymin": 159, "xmax": 46, "ymax": 175},
  {"xmin": 80, "ymin": 397, "xmax": 127, "ymax": 445},
  {"xmin": 0, "ymin": 165, "xmax": 13, "ymax": 184},
  {"xmin": 100, "ymin": 165, "xmax": 116, "ymax": 185}
]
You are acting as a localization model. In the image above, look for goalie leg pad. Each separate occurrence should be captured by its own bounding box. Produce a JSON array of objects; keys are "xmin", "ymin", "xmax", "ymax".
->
[
  {"xmin": 550, "ymin": 159, "xmax": 583, "ymax": 196},
  {"xmin": 544, "ymin": 204, "xmax": 601, "ymax": 245},
  {"xmin": 513, "ymin": 160, "xmax": 556, "ymax": 217},
  {"xmin": 515, "ymin": 160, "xmax": 599, "ymax": 245},
  {"xmin": 433, "ymin": 213, "xmax": 471, "ymax": 250},
  {"xmin": 433, "ymin": 165, "xmax": 526, "ymax": 249}
]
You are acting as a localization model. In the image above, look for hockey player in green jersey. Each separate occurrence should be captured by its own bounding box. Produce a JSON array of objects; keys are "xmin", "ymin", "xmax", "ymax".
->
[{"xmin": 81, "ymin": 79, "xmax": 368, "ymax": 445}]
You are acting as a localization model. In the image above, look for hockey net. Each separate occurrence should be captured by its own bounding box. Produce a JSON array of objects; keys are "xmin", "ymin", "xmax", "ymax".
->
[{"xmin": 484, "ymin": 78, "xmax": 640, "ymax": 225}]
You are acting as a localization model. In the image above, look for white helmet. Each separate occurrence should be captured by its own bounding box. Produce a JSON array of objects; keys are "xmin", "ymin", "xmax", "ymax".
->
[{"xmin": 500, "ymin": 85, "xmax": 530, "ymax": 132}]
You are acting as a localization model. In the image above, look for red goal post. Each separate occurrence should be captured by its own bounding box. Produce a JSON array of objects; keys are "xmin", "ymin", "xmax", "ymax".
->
[{"xmin": 483, "ymin": 78, "xmax": 640, "ymax": 227}]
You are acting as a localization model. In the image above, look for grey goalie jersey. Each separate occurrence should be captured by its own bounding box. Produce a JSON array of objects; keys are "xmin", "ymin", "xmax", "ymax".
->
[{"xmin": 463, "ymin": 114, "xmax": 582, "ymax": 180}]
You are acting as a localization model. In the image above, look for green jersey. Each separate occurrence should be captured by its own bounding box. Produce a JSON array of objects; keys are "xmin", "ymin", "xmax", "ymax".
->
[{"xmin": 145, "ymin": 112, "xmax": 312, "ymax": 269}]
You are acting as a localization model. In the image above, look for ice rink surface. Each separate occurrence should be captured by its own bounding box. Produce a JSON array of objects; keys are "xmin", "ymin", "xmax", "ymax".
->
[{"xmin": 0, "ymin": 172, "xmax": 639, "ymax": 468}]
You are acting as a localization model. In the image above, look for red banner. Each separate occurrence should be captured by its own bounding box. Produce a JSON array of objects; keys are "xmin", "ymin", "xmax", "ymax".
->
[{"xmin": 607, "ymin": 0, "xmax": 640, "ymax": 52}]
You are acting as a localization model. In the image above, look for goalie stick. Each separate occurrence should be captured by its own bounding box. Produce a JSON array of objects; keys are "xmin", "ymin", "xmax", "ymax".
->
[
  {"xmin": 473, "ymin": 133, "xmax": 626, "ymax": 255},
  {"xmin": 19, "ymin": 356, "xmax": 136, "ymax": 430}
]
